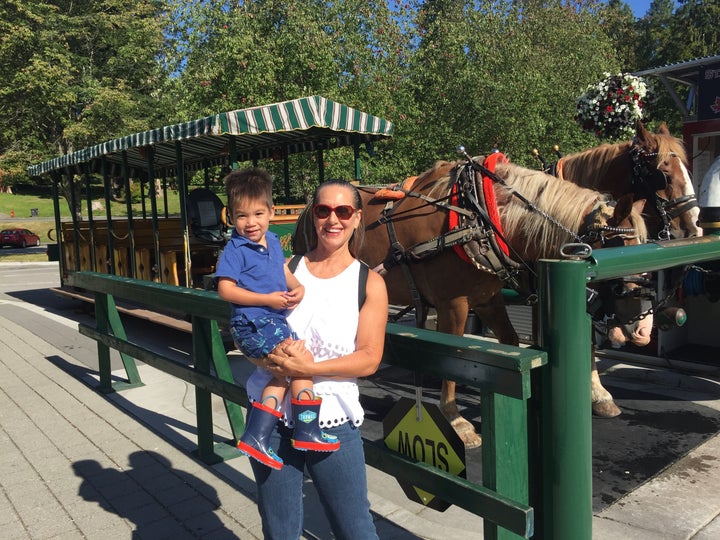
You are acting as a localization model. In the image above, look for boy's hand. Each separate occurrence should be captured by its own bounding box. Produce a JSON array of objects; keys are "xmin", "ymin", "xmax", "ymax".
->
[
  {"xmin": 266, "ymin": 291, "xmax": 293, "ymax": 310},
  {"xmin": 285, "ymin": 284, "xmax": 304, "ymax": 309}
]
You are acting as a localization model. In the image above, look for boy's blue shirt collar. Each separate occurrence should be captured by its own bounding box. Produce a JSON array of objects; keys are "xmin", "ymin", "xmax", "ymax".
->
[{"xmin": 228, "ymin": 228, "xmax": 278, "ymax": 249}]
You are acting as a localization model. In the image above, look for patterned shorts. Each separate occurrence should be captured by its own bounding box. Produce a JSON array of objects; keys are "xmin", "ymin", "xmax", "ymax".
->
[{"xmin": 230, "ymin": 313, "xmax": 296, "ymax": 359}]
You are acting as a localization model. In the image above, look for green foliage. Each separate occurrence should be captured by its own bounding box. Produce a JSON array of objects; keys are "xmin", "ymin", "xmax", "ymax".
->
[
  {"xmin": 0, "ymin": 0, "xmax": 167, "ymax": 186},
  {"xmin": 2, "ymin": 0, "xmax": 715, "ymax": 199}
]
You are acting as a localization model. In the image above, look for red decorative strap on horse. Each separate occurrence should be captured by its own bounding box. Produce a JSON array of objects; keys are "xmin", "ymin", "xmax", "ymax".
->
[
  {"xmin": 482, "ymin": 152, "xmax": 509, "ymax": 255},
  {"xmin": 374, "ymin": 176, "xmax": 419, "ymax": 200},
  {"xmin": 450, "ymin": 152, "xmax": 509, "ymax": 265}
]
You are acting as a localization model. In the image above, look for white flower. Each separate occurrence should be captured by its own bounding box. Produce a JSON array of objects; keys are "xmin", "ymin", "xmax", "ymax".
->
[{"xmin": 576, "ymin": 73, "xmax": 656, "ymax": 139}]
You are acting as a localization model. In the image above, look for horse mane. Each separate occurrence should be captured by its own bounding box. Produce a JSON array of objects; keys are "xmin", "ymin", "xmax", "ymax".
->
[
  {"xmin": 653, "ymin": 129, "xmax": 688, "ymax": 165},
  {"xmin": 495, "ymin": 163, "xmax": 612, "ymax": 257},
  {"xmin": 629, "ymin": 202, "xmax": 648, "ymax": 244},
  {"xmin": 557, "ymin": 143, "xmax": 627, "ymax": 189},
  {"xmin": 416, "ymin": 160, "xmax": 613, "ymax": 258},
  {"xmin": 413, "ymin": 160, "xmax": 459, "ymax": 199}
]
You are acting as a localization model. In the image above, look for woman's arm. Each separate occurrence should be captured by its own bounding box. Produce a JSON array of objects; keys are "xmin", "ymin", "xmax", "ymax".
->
[{"xmin": 267, "ymin": 270, "xmax": 388, "ymax": 378}]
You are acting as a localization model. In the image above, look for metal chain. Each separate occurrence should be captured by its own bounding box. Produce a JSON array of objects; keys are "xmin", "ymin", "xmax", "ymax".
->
[{"xmin": 623, "ymin": 265, "xmax": 693, "ymax": 325}]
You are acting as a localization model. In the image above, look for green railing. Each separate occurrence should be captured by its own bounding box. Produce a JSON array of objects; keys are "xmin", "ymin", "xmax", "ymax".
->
[
  {"xmin": 536, "ymin": 234, "xmax": 720, "ymax": 540},
  {"xmin": 67, "ymin": 271, "xmax": 544, "ymax": 539},
  {"xmin": 66, "ymin": 233, "xmax": 720, "ymax": 540}
]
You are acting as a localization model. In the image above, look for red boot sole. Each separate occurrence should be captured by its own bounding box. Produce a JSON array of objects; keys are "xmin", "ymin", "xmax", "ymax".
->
[
  {"xmin": 237, "ymin": 441, "xmax": 283, "ymax": 469},
  {"xmin": 291, "ymin": 440, "xmax": 341, "ymax": 452}
]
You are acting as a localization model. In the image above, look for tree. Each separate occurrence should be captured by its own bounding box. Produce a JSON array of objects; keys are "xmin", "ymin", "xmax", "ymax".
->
[
  {"xmin": 402, "ymin": 0, "xmax": 621, "ymax": 170},
  {"xmin": 0, "ymin": 0, "xmax": 167, "ymax": 211},
  {"xmin": 164, "ymin": 0, "xmax": 414, "ymax": 192},
  {"xmin": 667, "ymin": 1, "xmax": 720, "ymax": 61},
  {"xmin": 601, "ymin": 0, "xmax": 639, "ymax": 71},
  {"xmin": 635, "ymin": 0, "xmax": 675, "ymax": 70}
]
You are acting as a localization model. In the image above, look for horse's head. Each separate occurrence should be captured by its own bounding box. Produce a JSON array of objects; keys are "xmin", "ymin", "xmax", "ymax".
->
[
  {"xmin": 631, "ymin": 121, "xmax": 701, "ymax": 239},
  {"xmin": 586, "ymin": 194, "xmax": 654, "ymax": 348}
]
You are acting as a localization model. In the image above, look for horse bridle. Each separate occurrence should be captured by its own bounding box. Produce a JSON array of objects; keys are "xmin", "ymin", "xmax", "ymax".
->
[
  {"xmin": 629, "ymin": 142, "xmax": 698, "ymax": 240},
  {"xmin": 459, "ymin": 150, "xmax": 638, "ymax": 249}
]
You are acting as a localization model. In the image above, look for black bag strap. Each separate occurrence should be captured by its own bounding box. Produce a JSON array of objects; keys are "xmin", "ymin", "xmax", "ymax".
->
[{"xmin": 288, "ymin": 254, "xmax": 368, "ymax": 310}]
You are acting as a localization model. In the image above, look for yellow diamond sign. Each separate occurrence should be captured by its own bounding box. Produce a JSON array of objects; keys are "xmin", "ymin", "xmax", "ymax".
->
[{"xmin": 383, "ymin": 397, "xmax": 466, "ymax": 511}]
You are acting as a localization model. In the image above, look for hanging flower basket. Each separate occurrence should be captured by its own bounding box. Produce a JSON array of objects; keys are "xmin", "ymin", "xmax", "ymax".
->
[{"xmin": 576, "ymin": 73, "xmax": 657, "ymax": 140}]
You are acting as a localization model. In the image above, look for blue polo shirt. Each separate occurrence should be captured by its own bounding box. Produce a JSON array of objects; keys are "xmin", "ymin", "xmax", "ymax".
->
[{"xmin": 215, "ymin": 229, "xmax": 288, "ymax": 323}]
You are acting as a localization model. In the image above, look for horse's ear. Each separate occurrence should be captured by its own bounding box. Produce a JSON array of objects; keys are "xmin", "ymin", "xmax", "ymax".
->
[
  {"xmin": 612, "ymin": 194, "xmax": 634, "ymax": 224},
  {"xmin": 657, "ymin": 122, "xmax": 670, "ymax": 135},
  {"xmin": 635, "ymin": 119, "xmax": 650, "ymax": 142},
  {"xmin": 632, "ymin": 197, "xmax": 647, "ymax": 215}
]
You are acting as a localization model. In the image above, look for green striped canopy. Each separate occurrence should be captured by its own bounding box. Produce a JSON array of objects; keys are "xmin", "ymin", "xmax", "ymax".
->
[{"xmin": 28, "ymin": 96, "xmax": 393, "ymax": 177}]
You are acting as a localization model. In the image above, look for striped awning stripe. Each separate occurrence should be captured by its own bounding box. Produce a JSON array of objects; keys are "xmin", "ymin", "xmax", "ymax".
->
[{"xmin": 28, "ymin": 96, "xmax": 393, "ymax": 177}]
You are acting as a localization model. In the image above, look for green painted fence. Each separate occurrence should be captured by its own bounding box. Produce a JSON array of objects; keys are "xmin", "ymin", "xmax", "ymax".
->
[{"xmin": 67, "ymin": 271, "xmax": 543, "ymax": 539}]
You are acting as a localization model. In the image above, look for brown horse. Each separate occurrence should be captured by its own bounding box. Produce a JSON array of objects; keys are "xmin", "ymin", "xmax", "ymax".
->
[
  {"xmin": 555, "ymin": 120, "xmax": 701, "ymax": 240},
  {"xmin": 294, "ymin": 159, "xmax": 647, "ymax": 448}
]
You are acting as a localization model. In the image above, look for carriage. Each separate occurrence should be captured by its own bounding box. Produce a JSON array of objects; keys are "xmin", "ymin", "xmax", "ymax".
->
[{"xmin": 27, "ymin": 96, "xmax": 393, "ymax": 307}]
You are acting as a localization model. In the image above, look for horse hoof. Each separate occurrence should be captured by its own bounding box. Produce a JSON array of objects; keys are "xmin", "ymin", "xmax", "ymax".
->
[
  {"xmin": 461, "ymin": 432, "xmax": 482, "ymax": 449},
  {"xmin": 450, "ymin": 417, "xmax": 482, "ymax": 448},
  {"xmin": 592, "ymin": 400, "xmax": 622, "ymax": 418}
]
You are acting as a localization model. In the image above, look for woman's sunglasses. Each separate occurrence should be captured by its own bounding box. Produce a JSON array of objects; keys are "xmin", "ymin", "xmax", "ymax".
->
[{"xmin": 312, "ymin": 204, "xmax": 356, "ymax": 220}]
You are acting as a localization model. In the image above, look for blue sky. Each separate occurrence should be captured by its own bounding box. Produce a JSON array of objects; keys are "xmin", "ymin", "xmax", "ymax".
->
[{"xmin": 623, "ymin": 1, "xmax": 679, "ymax": 18}]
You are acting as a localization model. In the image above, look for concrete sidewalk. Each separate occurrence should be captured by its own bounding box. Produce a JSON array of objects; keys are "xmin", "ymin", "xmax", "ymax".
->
[
  {"xmin": 2, "ymin": 285, "xmax": 720, "ymax": 539},
  {"xmin": 0, "ymin": 304, "xmax": 482, "ymax": 539}
]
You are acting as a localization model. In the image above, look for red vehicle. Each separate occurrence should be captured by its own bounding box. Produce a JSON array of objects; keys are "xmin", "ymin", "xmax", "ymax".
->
[{"xmin": 0, "ymin": 228, "xmax": 41, "ymax": 248}]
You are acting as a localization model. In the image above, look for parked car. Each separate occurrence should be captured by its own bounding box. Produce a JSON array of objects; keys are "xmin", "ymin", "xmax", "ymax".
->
[{"xmin": 0, "ymin": 229, "xmax": 41, "ymax": 248}]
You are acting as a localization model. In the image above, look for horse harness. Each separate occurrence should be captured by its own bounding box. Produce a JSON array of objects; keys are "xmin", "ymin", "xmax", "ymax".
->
[
  {"xmin": 364, "ymin": 162, "xmax": 519, "ymax": 324},
  {"xmin": 366, "ymin": 154, "xmax": 639, "ymax": 325},
  {"xmin": 628, "ymin": 141, "xmax": 698, "ymax": 240}
]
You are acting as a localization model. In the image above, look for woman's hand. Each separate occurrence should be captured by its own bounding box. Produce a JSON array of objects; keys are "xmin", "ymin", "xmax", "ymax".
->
[{"xmin": 266, "ymin": 338, "xmax": 314, "ymax": 377}]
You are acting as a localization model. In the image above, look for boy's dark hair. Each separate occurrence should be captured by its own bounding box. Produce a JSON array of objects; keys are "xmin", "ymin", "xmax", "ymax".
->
[{"xmin": 224, "ymin": 168, "xmax": 274, "ymax": 210}]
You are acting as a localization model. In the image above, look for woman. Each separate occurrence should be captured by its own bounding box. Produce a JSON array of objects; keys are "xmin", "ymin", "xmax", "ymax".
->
[{"xmin": 245, "ymin": 178, "xmax": 389, "ymax": 539}]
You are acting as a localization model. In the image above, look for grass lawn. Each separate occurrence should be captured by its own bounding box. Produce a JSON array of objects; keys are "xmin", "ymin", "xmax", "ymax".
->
[
  {"xmin": 0, "ymin": 252, "xmax": 48, "ymax": 262},
  {"xmin": 0, "ymin": 191, "xmax": 184, "ymax": 222}
]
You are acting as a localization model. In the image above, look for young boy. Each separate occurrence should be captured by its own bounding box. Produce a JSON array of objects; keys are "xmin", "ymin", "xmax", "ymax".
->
[{"xmin": 215, "ymin": 168, "xmax": 339, "ymax": 470}]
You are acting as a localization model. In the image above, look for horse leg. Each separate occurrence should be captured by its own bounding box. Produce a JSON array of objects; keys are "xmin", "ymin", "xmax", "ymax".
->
[
  {"xmin": 472, "ymin": 293, "xmax": 520, "ymax": 347},
  {"xmin": 436, "ymin": 298, "xmax": 483, "ymax": 449},
  {"xmin": 590, "ymin": 349, "xmax": 622, "ymax": 417}
]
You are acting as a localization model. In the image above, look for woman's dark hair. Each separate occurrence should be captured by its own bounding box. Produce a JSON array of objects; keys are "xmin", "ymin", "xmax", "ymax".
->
[{"xmin": 305, "ymin": 179, "xmax": 365, "ymax": 257}]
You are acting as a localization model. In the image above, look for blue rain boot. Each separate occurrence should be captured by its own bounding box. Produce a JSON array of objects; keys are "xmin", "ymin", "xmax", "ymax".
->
[
  {"xmin": 237, "ymin": 398, "xmax": 284, "ymax": 470},
  {"xmin": 291, "ymin": 388, "xmax": 340, "ymax": 452}
]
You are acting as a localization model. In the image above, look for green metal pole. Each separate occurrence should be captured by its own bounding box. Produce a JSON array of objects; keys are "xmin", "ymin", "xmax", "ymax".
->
[
  {"xmin": 354, "ymin": 141, "xmax": 361, "ymax": 181},
  {"xmin": 175, "ymin": 141, "xmax": 191, "ymax": 287},
  {"xmin": 84, "ymin": 164, "xmax": 96, "ymax": 271},
  {"xmin": 101, "ymin": 158, "xmax": 115, "ymax": 274},
  {"xmin": 122, "ymin": 151, "xmax": 136, "ymax": 277},
  {"xmin": 93, "ymin": 292, "xmax": 113, "ymax": 394},
  {"xmin": 192, "ymin": 316, "xmax": 222, "ymax": 465},
  {"xmin": 145, "ymin": 146, "xmax": 161, "ymax": 279},
  {"xmin": 538, "ymin": 259, "xmax": 592, "ymax": 540},
  {"xmin": 51, "ymin": 175, "xmax": 65, "ymax": 283}
]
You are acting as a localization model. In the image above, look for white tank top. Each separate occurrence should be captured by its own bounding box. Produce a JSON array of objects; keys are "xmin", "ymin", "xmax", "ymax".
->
[{"xmin": 245, "ymin": 257, "xmax": 364, "ymax": 428}]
